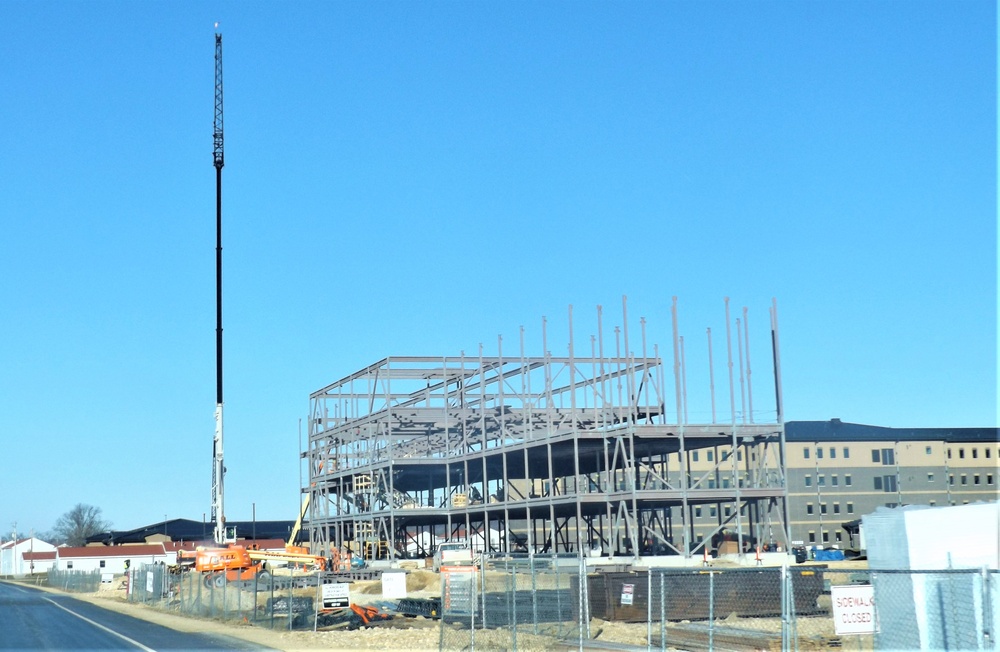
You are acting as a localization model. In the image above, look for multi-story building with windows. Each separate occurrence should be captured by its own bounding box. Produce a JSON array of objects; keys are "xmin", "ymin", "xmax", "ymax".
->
[
  {"xmin": 782, "ymin": 420, "xmax": 998, "ymax": 547},
  {"xmin": 664, "ymin": 419, "xmax": 997, "ymax": 551}
]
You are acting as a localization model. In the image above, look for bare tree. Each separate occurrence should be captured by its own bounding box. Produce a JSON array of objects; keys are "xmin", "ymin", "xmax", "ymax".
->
[{"xmin": 52, "ymin": 504, "xmax": 111, "ymax": 546}]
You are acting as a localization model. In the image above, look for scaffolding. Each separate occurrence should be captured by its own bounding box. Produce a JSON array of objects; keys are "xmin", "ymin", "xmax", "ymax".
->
[{"xmin": 306, "ymin": 298, "xmax": 790, "ymax": 563}]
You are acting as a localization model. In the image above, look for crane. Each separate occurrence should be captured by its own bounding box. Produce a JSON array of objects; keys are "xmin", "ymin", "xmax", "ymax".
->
[{"xmin": 211, "ymin": 31, "xmax": 227, "ymax": 546}]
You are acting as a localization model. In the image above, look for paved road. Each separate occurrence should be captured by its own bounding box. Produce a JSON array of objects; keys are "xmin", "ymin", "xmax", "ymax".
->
[{"xmin": 0, "ymin": 581, "xmax": 276, "ymax": 651}]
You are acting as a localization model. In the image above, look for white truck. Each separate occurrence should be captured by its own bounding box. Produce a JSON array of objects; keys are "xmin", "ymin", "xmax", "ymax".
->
[{"xmin": 432, "ymin": 541, "xmax": 473, "ymax": 571}]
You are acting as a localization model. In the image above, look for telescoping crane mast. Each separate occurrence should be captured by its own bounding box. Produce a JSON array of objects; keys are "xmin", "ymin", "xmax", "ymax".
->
[{"xmin": 211, "ymin": 31, "xmax": 226, "ymax": 546}]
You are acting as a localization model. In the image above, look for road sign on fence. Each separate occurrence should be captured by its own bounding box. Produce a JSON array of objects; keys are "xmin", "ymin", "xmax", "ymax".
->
[
  {"xmin": 621, "ymin": 583, "xmax": 634, "ymax": 605},
  {"xmin": 831, "ymin": 584, "xmax": 876, "ymax": 635}
]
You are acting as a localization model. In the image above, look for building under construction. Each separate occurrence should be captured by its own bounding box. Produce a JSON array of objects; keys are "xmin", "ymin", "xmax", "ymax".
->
[{"xmin": 306, "ymin": 298, "xmax": 790, "ymax": 562}]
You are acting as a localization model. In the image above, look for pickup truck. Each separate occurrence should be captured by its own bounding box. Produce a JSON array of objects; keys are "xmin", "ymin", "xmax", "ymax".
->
[{"xmin": 432, "ymin": 541, "xmax": 473, "ymax": 571}]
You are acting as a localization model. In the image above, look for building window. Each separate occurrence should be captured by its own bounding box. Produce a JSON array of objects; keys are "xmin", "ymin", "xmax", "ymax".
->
[
  {"xmin": 881, "ymin": 448, "xmax": 895, "ymax": 465},
  {"xmin": 830, "ymin": 447, "xmax": 836, "ymax": 459},
  {"xmin": 737, "ymin": 451, "xmax": 743, "ymax": 461},
  {"xmin": 926, "ymin": 446, "xmax": 932, "ymax": 455},
  {"xmin": 807, "ymin": 503, "xmax": 814, "ymax": 515},
  {"xmin": 723, "ymin": 451, "xmax": 730, "ymax": 461},
  {"xmin": 804, "ymin": 448, "xmax": 810, "ymax": 460},
  {"xmin": 820, "ymin": 503, "xmax": 828, "ymax": 515},
  {"xmin": 695, "ymin": 507, "xmax": 702, "ymax": 517},
  {"xmin": 692, "ymin": 451, "xmax": 699, "ymax": 462},
  {"xmin": 950, "ymin": 474, "xmax": 955, "ymax": 485},
  {"xmin": 833, "ymin": 503, "xmax": 841, "ymax": 514},
  {"xmin": 67, "ymin": 562, "xmax": 74, "ymax": 569},
  {"xmin": 928, "ymin": 473, "xmax": 934, "ymax": 482},
  {"xmin": 973, "ymin": 448, "xmax": 978, "ymax": 459},
  {"xmin": 959, "ymin": 448, "xmax": 965, "ymax": 459},
  {"xmin": 872, "ymin": 450, "xmax": 880, "ymax": 463},
  {"xmin": 832, "ymin": 474, "xmax": 839, "ymax": 486},
  {"xmin": 874, "ymin": 477, "xmax": 882, "ymax": 491},
  {"xmin": 845, "ymin": 474, "xmax": 852, "ymax": 486},
  {"xmin": 974, "ymin": 474, "xmax": 980, "ymax": 485},
  {"xmin": 808, "ymin": 531, "xmax": 816, "ymax": 543},
  {"xmin": 843, "ymin": 447, "xmax": 850, "ymax": 459},
  {"xmin": 818, "ymin": 475, "xmax": 826, "ymax": 486},
  {"xmin": 930, "ymin": 500, "xmax": 936, "ymax": 506},
  {"xmin": 961, "ymin": 474, "xmax": 968, "ymax": 485},
  {"xmin": 836, "ymin": 531, "xmax": 843, "ymax": 542},
  {"xmin": 817, "ymin": 447, "xmax": 824, "ymax": 459},
  {"xmin": 822, "ymin": 531, "xmax": 829, "ymax": 543},
  {"xmin": 708, "ymin": 479, "xmax": 716, "ymax": 489},
  {"xmin": 880, "ymin": 475, "xmax": 898, "ymax": 493},
  {"xmin": 710, "ymin": 506, "xmax": 717, "ymax": 517},
  {"xmin": 847, "ymin": 503, "xmax": 854, "ymax": 514},
  {"xmin": 722, "ymin": 478, "xmax": 731, "ymax": 488},
  {"xmin": 986, "ymin": 449, "xmax": 992, "ymax": 459},
  {"xmin": 99, "ymin": 560, "xmax": 106, "ymax": 568},
  {"xmin": 805, "ymin": 475, "xmax": 812, "ymax": 487},
  {"xmin": 724, "ymin": 506, "xmax": 732, "ymax": 517},
  {"xmin": 988, "ymin": 474, "xmax": 994, "ymax": 485},
  {"xmin": 707, "ymin": 451, "xmax": 714, "ymax": 462}
]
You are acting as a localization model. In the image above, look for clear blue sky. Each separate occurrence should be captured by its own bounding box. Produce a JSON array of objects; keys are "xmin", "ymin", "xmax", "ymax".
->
[{"xmin": 0, "ymin": 1, "xmax": 995, "ymax": 536}]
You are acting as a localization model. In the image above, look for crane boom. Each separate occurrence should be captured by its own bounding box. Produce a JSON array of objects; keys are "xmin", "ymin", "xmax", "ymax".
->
[{"xmin": 211, "ymin": 32, "xmax": 226, "ymax": 546}]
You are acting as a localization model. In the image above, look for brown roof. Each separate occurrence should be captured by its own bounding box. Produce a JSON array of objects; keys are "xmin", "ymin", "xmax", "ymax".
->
[
  {"xmin": 55, "ymin": 539, "xmax": 288, "ymax": 559},
  {"xmin": 22, "ymin": 551, "xmax": 56, "ymax": 561}
]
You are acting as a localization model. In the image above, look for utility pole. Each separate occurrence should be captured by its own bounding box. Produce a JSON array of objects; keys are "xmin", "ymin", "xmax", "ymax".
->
[{"xmin": 211, "ymin": 30, "xmax": 227, "ymax": 546}]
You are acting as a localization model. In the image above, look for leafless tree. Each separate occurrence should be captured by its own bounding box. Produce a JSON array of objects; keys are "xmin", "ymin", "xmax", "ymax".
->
[{"xmin": 52, "ymin": 504, "xmax": 111, "ymax": 546}]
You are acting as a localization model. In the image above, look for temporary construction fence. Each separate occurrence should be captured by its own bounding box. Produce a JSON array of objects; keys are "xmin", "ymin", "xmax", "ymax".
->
[
  {"xmin": 440, "ymin": 554, "xmax": 999, "ymax": 651},
  {"xmin": 121, "ymin": 558, "xmax": 998, "ymax": 650},
  {"xmin": 46, "ymin": 569, "xmax": 102, "ymax": 593},
  {"xmin": 126, "ymin": 562, "xmax": 328, "ymax": 630}
]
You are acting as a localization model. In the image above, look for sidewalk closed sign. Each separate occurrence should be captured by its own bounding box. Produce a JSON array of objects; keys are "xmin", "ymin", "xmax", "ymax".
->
[{"xmin": 831, "ymin": 584, "xmax": 876, "ymax": 635}]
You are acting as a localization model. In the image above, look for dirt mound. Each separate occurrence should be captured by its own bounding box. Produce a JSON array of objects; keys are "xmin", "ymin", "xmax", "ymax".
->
[{"xmin": 353, "ymin": 570, "xmax": 439, "ymax": 595}]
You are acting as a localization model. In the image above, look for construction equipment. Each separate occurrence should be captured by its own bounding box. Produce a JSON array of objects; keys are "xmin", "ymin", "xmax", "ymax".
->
[
  {"xmin": 177, "ymin": 543, "xmax": 328, "ymax": 588},
  {"xmin": 210, "ymin": 30, "xmax": 228, "ymax": 547}
]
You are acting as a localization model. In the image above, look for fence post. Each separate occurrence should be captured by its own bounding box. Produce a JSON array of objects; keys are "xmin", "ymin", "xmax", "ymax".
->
[
  {"xmin": 659, "ymin": 571, "xmax": 665, "ymax": 652},
  {"xmin": 511, "ymin": 566, "xmax": 517, "ymax": 652},
  {"xmin": 982, "ymin": 566, "xmax": 993, "ymax": 650},
  {"xmin": 709, "ymin": 569, "xmax": 715, "ymax": 651},
  {"xmin": 780, "ymin": 564, "xmax": 789, "ymax": 651},
  {"xmin": 646, "ymin": 568, "xmax": 663, "ymax": 648}
]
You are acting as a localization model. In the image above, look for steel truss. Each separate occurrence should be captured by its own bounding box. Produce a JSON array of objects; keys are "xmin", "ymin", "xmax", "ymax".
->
[{"xmin": 307, "ymin": 299, "xmax": 789, "ymax": 562}]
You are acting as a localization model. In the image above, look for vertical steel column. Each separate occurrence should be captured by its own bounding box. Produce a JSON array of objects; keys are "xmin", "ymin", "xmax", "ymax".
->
[
  {"xmin": 771, "ymin": 298, "xmax": 791, "ymax": 548},
  {"xmin": 671, "ymin": 297, "xmax": 690, "ymax": 557},
  {"xmin": 743, "ymin": 306, "xmax": 755, "ymax": 423},
  {"xmin": 725, "ymin": 298, "xmax": 744, "ymax": 556}
]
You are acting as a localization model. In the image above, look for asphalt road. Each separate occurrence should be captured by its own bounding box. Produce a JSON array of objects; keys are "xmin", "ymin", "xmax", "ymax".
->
[{"xmin": 0, "ymin": 581, "xmax": 276, "ymax": 651}]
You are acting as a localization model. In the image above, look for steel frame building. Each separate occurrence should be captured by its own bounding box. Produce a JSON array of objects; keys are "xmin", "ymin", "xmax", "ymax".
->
[{"xmin": 306, "ymin": 299, "xmax": 790, "ymax": 562}]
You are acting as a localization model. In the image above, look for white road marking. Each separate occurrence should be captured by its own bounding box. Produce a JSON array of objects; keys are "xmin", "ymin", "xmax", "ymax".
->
[{"xmin": 43, "ymin": 597, "xmax": 158, "ymax": 652}]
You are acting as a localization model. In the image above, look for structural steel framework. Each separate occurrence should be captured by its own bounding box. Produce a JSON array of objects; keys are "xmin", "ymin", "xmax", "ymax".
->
[{"xmin": 307, "ymin": 298, "xmax": 790, "ymax": 562}]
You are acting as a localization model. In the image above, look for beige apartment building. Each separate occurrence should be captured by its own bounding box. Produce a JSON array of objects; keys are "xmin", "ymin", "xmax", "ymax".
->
[{"xmin": 680, "ymin": 420, "xmax": 998, "ymax": 548}]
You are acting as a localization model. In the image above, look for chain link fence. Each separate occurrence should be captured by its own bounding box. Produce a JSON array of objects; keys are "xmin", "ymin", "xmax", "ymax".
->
[
  {"xmin": 126, "ymin": 562, "xmax": 324, "ymax": 630},
  {"xmin": 439, "ymin": 554, "xmax": 586, "ymax": 651},
  {"xmin": 869, "ymin": 568, "xmax": 998, "ymax": 651},
  {"xmin": 46, "ymin": 569, "xmax": 102, "ymax": 593},
  {"xmin": 55, "ymin": 558, "xmax": 996, "ymax": 650},
  {"xmin": 438, "ymin": 559, "xmax": 997, "ymax": 651}
]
